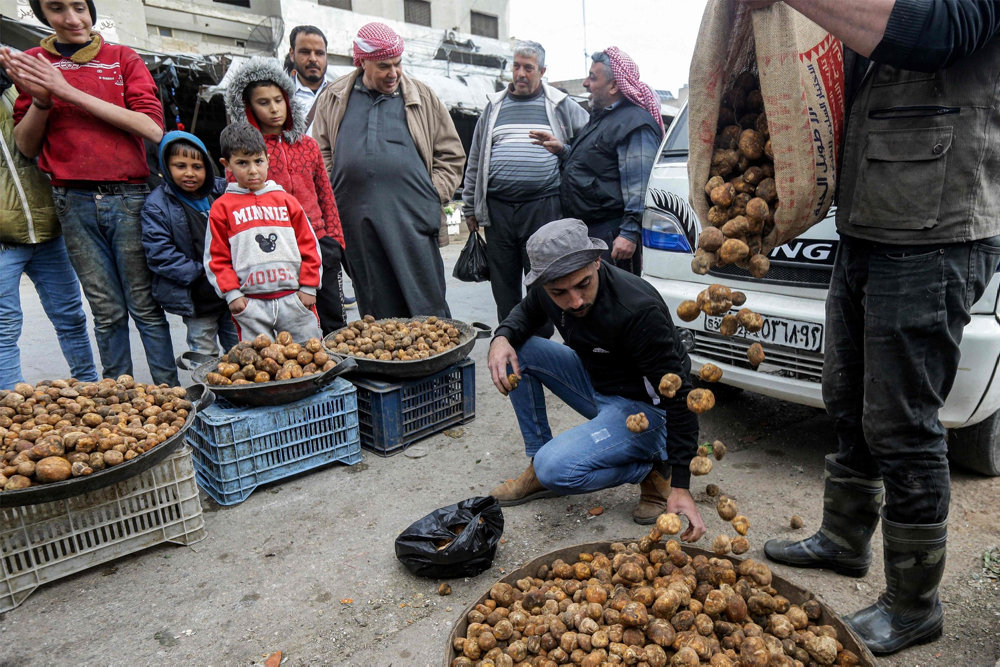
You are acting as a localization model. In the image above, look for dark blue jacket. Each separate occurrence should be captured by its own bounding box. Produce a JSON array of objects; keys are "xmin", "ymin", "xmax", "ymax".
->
[{"xmin": 141, "ymin": 176, "xmax": 227, "ymax": 317}]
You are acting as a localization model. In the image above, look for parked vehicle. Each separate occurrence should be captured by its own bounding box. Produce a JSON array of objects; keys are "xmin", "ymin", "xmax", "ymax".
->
[{"xmin": 641, "ymin": 102, "xmax": 1000, "ymax": 476}]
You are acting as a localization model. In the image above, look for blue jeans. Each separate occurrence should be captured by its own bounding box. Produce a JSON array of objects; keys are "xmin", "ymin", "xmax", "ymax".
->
[
  {"xmin": 183, "ymin": 312, "xmax": 238, "ymax": 356},
  {"xmin": 823, "ymin": 235, "xmax": 1000, "ymax": 524},
  {"xmin": 52, "ymin": 187, "xmax": 178, "ymax": 385},
  {"xmin": 0, "ymin": 238, "xmax": 98, "ymax": 388},
  {"xmin": 509, "ymin": 336, "xmax": 666, "ymax": 494}
]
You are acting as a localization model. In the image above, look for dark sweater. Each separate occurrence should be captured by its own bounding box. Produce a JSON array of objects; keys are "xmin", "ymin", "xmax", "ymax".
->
[
  {"xmin": 870, "ymin": 0, "xmax": 1000, "ymax": 71},
  {"xmin": 495, "ymin": 263, "xmax": 699, "ymax": 487}
]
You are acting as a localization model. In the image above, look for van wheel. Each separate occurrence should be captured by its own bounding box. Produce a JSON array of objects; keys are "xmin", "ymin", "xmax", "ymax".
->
[{"xmin": 948, "ymin": 410, "xmax": 1000, "ymax": 477}]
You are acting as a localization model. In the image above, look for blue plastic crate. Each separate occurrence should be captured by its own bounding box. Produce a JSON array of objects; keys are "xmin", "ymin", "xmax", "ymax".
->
[
  {"xmin": 186, "ymin": 377, "xmax": 361, "ymax": 505},
  {"xmin": 351, "ymin": 358, "xmax": 475, "ymax": 456}
]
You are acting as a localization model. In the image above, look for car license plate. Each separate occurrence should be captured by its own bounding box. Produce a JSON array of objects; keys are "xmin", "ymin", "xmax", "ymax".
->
[{"xmin": 704, "ymin": 312, "xmax": 824, "ymax": 352}]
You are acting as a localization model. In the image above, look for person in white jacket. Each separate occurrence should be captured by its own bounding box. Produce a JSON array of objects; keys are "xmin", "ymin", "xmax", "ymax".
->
[{"xmin": 461, "ymin": 41, "xmax": 589, "ymax": 327}]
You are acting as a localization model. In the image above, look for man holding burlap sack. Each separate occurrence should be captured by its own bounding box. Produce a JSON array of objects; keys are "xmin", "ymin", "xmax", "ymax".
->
[{"xmin": 736, "ymin": 0, "xmax": 1000, "ymax": 656}]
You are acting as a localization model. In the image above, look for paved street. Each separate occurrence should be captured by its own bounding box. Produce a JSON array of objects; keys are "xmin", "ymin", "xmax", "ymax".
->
[{"xmin": 4, "ymin": 233, "xmax": 999, "ymax": 666}]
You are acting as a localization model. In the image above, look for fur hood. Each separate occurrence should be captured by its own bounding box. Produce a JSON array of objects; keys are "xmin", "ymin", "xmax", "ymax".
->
[{"xmin": 224, "ymin": 56, "xmax": 307, "ymax": 143}]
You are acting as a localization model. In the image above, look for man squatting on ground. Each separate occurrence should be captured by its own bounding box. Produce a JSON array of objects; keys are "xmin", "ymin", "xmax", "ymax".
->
[
  {"xmin": 462, "ymin": 40, "xmax": 589, "ymax": 331},
  {"xmin": 487, "ymin": 219, "xmax": 706, "ymax": 540},
  {"xmin": 747, "ymin": 0, "xmax": 1000, "ymax": 656},
  {"xmin": 531, "ymin": 47, "xmax": 663, "ymax": 277}
]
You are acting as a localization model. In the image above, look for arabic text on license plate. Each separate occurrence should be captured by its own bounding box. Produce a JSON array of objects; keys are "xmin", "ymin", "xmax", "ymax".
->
[{"xmin": 704, "ymin": 312, "xmax": 823, "ymax": 352}]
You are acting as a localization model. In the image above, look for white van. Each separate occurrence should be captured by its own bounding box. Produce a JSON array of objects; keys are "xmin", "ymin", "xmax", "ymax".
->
[{"xmin": 641, "ymin": 102, "xmax": 1000, "ymax": 476}]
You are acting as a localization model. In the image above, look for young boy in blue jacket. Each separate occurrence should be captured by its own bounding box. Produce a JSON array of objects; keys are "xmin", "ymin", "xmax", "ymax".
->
[{"xmin": 141, "ymin": 131, "xmax": 238, "ymax": 356}]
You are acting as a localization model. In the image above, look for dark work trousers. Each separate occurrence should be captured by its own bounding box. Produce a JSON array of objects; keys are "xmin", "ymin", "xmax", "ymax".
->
[
  {"xmin": 484, "ymin": 194, "xmax": 559, "ymax": 337},
  {"xmin": 587, "ymin": 218, "xmax": 643, "ymax": 276},
  {"xmin": 822, "ymin": 234, "xmax": 1000, "ymax": 524},
  {"xmin": 316, "ymin": 236, "xmax": 346, "ymax": 335}
]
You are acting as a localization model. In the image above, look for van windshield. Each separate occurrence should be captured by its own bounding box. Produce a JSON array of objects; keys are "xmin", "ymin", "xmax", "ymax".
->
[{"xmin": 659, "ymin": 105, "xmax": 689, "ymax": 160}]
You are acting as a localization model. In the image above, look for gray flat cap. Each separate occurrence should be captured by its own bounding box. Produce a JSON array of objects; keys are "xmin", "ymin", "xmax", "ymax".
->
[{"xmin": 524, "ymin": 218, "xmax": 607, "ymax": 288}]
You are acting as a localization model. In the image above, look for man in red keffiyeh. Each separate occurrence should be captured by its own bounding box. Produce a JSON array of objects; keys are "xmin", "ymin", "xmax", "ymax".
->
[
  {"xmin": 531, "ymin": 47, "xmax": 663, "ymax": 277},
  {"xmin": 310, "ymin": 23, "xmax": 465, "ymax": 319}
]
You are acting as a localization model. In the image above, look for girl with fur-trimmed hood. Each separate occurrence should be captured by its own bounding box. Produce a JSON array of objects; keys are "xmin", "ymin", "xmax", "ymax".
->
[{"xmin": 224, "ymin": 56, "xmax": 346, "ymax": 334}]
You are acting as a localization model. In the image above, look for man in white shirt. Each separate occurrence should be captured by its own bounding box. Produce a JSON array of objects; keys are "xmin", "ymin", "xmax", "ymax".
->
[
  {"xmin": 288, "ymin": 25, "xmax": 357, "ymax": 307},
  {"xmin": 288, "ymin": 25, "xmax": 328, "ymax": 117}
]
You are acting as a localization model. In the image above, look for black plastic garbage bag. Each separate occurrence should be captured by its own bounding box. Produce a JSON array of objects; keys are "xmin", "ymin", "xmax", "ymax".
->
[
  {"xmin": 395, "ymin": 496, "xmax": 504, "ymax": 578},
  {"xmin": 453, "ymin": 232, "xmax": 490, "ymax": 282}
]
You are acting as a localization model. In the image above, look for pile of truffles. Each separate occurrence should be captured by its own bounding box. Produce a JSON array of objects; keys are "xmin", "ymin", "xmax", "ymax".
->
[
  {"xmin": 449, "ymin": 529, "xmax": 861, "ymax": 666},
  {"xmin": 694, "ymin": 71, "xmax": 776, "ymax": 279},
  {"xmin": 675, "ymin": 284, "xmax": 767, "ymax": 370},
  {"xmin": 326, "ymin": 315, "xmax": 461, "ymax": 361},
  {"xmin": 0, "ymin": 377, "xmax": 192, "ymax": 491},
  {"xmin": 205, "ymin": 332, "xmax": 334, "ymax": 385}
]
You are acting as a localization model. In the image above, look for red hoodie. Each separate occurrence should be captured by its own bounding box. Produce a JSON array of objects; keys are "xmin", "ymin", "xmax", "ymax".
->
[{"xmin": 235, "ymin": 94, "xmax": 345, "ymax": 249}]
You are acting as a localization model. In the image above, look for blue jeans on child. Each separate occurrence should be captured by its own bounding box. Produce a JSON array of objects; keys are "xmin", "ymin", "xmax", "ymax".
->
[
  {"xmin": 52, "ymin": 187, "xmax": 178, "ymax": 385},
  {"xmin": 0, "ymin": 237, "xmax": 99, "ymax": 389},
  {"xmin": 509, "ymin": 336, "xmax": 667, "ymax": 494},
  {"xmin": 183, "ymin": 312, "xmax": 239, "ymax": 356}
]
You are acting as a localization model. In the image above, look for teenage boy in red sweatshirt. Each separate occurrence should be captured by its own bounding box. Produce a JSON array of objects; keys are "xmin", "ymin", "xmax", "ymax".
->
[
  {"xmin": 206, "ymin": 122, "xmax": 322, "ymax": 343},
  {"xmin": 224, "ymin": 56, "xmax": 346, "ymax": 335},
  {"xmin": 0, "ymin": 0, "xmax": 178, "ymax": 385}
]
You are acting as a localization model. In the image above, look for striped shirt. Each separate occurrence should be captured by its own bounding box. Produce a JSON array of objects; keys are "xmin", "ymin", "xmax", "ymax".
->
[{"xmin": 487, "ymin": 92, "xmax": 560, "ymax": 201}]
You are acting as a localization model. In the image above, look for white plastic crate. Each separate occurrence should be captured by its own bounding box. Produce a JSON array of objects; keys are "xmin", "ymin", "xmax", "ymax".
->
[{"xmin": 0, "ymin": 446, "xmax": 205, "ymax": 613}]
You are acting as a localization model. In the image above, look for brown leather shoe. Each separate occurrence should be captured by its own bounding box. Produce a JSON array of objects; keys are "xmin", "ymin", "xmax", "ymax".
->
[
  {"xmin": 632, "ymin": 470, "xmax": 672, "ymax": 524},
  {"xmin": 490, "ymin": 462, "xmax": 557, "ymax": 507}
]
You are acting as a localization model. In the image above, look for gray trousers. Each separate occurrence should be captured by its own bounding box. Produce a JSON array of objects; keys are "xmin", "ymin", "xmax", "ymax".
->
[{"xmin": 231, "ymin": 293, "xmax": 322, "ymax": 343}]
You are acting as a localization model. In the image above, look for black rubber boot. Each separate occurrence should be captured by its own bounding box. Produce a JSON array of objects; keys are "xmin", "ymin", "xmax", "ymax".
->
[
  {"xmin": 763, "ymin": 454, "xmax": 883, "ymax": 577},
  {"xmin": 844, "ymin": 512, "xmax": 947, "ymax": 655}
]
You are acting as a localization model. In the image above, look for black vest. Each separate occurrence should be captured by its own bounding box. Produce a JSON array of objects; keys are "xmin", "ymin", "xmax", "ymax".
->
[{"xmin": 559, "ymin": 101, "xmax": 660, "ymax": 224}]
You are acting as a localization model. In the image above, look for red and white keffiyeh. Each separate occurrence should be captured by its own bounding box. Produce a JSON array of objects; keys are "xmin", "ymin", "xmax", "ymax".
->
[
  {"xmin": 353, "ymin": 22, "xmax": 405, "ymax": 67},
  {"xmin": 604, "ymin": 46, "xmax": 664, "ymax": 136}
]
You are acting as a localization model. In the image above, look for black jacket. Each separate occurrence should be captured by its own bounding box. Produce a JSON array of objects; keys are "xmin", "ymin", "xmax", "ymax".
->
[
  {"xmin": 559, "ymin": 102, "xmax": 660, "ymax": 225},
  {"xmin": 495, "ymin": 263, "xmax": 699, "ymax": 487}
]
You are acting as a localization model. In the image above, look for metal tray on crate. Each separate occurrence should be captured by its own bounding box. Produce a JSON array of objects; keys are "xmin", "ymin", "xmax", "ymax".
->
[
  {"xmin": 443, "ymin": 540, "xmax": 877, "ymax": 666},
  {"xmin": 324, "ymin": 317, "xmax": 490, "ymax": 380},
  {"xmin": 352, "ymin": 358, "xmax": 475, "ymax": 456},
  {"xmin": 186, "ymin": 376, "xmax": 361, "ymax": 505},
  {"xmin": 186, "ymin": 352, "xmax": 357, "ymax": 407},
  {"xmin": 0, "ymin": 446, "xmax": 205, "ymax": 613},
  {"xmin": 0, "ymin": 384, "xmax": 213, "ymax": 508}
]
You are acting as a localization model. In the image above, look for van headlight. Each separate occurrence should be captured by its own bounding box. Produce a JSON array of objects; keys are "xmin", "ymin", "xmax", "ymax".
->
[{"xmin": 641, "ymin": 209, "xmax": 693, "ymax": 253}]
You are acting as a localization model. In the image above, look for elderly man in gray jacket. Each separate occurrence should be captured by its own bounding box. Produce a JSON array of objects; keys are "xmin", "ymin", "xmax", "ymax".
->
[{"xmin": 462, "ymin": 41, "xmax": 589, "ymax": 326}]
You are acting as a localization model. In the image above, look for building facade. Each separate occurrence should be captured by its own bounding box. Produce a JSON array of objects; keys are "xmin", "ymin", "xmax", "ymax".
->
[{"xmin": 5, "ymin": 0, "xmax": 509, "ymax": 65}]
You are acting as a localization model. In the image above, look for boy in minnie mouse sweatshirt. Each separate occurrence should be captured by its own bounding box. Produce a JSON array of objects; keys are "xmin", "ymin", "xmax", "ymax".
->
[
  {"xmin": 224, "ymin": 56, "xmax": 346, "ymax": 335},
  {"xmin": 205, "ymin": 122, "xmax": 322, "ymax": 342}
]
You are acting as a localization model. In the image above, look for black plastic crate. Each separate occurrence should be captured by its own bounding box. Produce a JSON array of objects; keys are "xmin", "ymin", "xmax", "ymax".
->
[{"xmin": 351, "ymin": 358, "xmax": 475, "ymax": 456}]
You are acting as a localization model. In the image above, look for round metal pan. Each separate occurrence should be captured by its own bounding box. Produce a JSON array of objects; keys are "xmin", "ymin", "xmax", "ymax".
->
[
  {"xmin": 0, "ymin": 384, "xmax": 215, "ymax": 508},
  {"xmin": 324, "ymin": 317, "xmax": 491, "ymax": 380},
  {"xmin": 443, "ymin": 540, "xmax": 877, "ymax": 666},
  {"xmin": 189, "ymin": 354, "xmax": 357, "ymax": 407}
]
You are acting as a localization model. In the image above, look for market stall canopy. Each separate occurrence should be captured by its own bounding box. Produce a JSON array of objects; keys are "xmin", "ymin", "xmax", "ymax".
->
[{"xmin": 202, "ymin": 58, "xmax": 501, "ymax": 116}]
